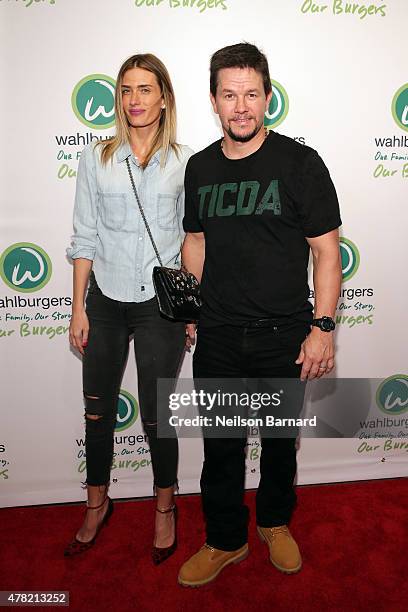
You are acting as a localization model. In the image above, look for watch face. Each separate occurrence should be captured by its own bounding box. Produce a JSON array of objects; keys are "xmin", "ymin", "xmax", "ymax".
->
[{"xmin": 321, "ymin": 317, "xmax": 335, "ymax": 331}]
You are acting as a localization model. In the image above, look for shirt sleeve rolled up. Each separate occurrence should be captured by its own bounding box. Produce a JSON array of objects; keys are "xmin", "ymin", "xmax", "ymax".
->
[{"xmin": 66, "ymin": 144, "xmax": 99, "ymax": 261}]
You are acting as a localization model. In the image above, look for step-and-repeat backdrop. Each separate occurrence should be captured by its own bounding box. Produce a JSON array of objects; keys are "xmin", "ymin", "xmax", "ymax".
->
[{"xmin": 1, "ymin": 0, "xmax": 407, "ymax": 507}]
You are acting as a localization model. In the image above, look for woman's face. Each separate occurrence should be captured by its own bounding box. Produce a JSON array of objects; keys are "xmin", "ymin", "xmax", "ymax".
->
[{"xmin": 121, "ymin": 67, "xmax": 164, "ymax": 130}]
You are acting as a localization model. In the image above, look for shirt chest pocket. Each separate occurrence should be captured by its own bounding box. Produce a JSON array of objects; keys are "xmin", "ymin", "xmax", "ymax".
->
[
  {"xmin": 157, "ymin": 193, "xmax": 178, "ymax": 230},
  {"xmin": 99, "ymin": 193, "xmax": 127, "ymax": 230}
]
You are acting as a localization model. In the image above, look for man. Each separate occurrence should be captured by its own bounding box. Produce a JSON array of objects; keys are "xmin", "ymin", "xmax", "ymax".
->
[{"xmin": 178, "ymin": 43, "xmax": 342, "ymax": 587}]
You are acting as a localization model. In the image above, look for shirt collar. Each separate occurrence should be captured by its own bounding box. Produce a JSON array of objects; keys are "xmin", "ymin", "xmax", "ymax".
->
[{"xmin": 116, "ymin": 142, "xmax": 162, "ymax": 165}]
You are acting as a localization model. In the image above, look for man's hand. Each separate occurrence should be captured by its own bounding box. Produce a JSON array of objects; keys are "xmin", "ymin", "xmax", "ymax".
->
[
  {"xmin": 185, "ymin": 323, "xmax": 197, "ymax": 350},
  {"xmin": 295, "ymin": 328, "xmax": 335, "ymax": 381}
]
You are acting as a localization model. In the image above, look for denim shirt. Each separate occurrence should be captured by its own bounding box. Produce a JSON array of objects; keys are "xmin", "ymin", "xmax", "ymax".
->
[{"xmin": 67, "ymin": 141, "xmax": 194, "ymax": 302}]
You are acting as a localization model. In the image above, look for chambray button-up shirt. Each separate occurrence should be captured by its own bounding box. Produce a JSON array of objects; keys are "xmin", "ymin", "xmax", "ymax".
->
[{"xmin": 67, "ymin": 141, "xmax": 194, "ymax": 302}]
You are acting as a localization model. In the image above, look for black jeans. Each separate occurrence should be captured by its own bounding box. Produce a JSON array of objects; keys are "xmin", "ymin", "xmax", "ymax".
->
[
  {"xmin": 82, "ymin": 274, "xmax": 185, "ymax": 488},
  {"xmin": 193, "ymin": 318, "xmax": 310, "ymax": 551}
]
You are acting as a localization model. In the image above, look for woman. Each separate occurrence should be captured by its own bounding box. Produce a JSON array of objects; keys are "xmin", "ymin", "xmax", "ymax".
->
[{"xmin": 66, "ymin": 54, "xmax": 193, "ymax": 564}]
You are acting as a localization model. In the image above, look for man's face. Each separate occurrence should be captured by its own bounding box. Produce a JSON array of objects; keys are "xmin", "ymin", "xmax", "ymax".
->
[{"xmin": 210, "ymin": 67, "xmax": 272, "ymax": 142}]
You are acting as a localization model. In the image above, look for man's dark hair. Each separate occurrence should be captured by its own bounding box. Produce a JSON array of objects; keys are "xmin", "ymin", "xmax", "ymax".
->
[{"xmin": 210, "ymin": 42, "xmax": 272, "ymax": 97}]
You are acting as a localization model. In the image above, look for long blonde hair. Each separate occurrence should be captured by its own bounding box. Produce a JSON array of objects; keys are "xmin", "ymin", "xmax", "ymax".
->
[{"xmin": 98, "ymin": 53, "xmax": 179, "ymax": 168}]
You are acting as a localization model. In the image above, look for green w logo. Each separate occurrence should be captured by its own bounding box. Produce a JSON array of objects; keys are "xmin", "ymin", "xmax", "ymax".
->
[
  {"xmin": 0, "ymin": 243, "xmax": 52, "ymax": 292},
  {"xmin": 72, "ymin": 74, "xmax": 116, "ymax": 129}
]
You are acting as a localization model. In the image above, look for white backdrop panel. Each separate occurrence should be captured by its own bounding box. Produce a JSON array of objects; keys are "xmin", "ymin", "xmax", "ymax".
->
[{"xmin": 1, "ymin": 0, "xmax": 407, "ymax": 507}]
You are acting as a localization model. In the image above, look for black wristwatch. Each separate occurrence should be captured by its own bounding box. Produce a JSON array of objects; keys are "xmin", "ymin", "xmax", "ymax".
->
[{"xmin": 311, "ymin": 316, "xmax": 336, "ymax": 332}]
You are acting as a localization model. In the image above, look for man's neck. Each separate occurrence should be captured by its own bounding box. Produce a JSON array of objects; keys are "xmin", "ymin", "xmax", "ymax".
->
[{"xmin": 221, "ymin": 127, "xmax": 267, "ymax": 160}]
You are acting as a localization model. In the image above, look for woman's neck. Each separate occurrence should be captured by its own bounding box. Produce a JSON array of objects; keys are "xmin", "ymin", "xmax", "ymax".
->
[{"xmin": 129, "ymin": 122, "xmax": 159, "ymax": 163}]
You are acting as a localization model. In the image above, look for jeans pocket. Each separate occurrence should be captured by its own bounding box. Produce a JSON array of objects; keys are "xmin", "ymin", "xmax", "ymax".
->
[
  {"xmin": 276, "ymin": 321, "xmax": 310, "ymax": 352},
  {"xmin": 87, "ymin": 271, "xmax": 102, "ymax": 296}
]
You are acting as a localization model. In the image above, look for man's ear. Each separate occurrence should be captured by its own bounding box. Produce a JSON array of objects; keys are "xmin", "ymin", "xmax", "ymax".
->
[
  {"xmin": 265, "ymin": 88, "xmax": 272, "ymax": 112},
  {"xmin": 210, "ymin": 92, "xmax": 218, "ymax": 115}
]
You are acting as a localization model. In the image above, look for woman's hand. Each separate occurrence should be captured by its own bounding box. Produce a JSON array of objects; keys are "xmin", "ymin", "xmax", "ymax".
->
[
  {"xmin": 185, "ymin": 323, "xmax": 197, "ymax": 350},
  {"xmin": 69, "ymin": 309, "xmax": 90, "ymax": 356}
]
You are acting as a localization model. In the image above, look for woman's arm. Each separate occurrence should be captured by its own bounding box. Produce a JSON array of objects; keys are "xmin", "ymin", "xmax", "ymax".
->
[
  {"xmin": 67, "ymin": 145, "xmax": 99, "ymax": 354},
  {"xmin": 69, "ymin": 258, "xmax": 93, "ymax": 355}
]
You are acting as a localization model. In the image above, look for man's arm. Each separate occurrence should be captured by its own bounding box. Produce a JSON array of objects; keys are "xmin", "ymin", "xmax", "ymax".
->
[
  {"xmin": 182, "ymin": 231, "xmax": 205, "ymax": 281},
  {"xmin": 296, "ymin": 228, "xmax": 342, "ymax": 380},
  {"xmin": 182, "ymin": 231, "xmax": 205, "ymax": 347}
]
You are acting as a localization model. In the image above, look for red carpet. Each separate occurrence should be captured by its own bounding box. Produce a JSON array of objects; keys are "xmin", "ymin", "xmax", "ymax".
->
[{"xmin": 1, "ymin": 479, "xmax": 407, "ymax": 611}]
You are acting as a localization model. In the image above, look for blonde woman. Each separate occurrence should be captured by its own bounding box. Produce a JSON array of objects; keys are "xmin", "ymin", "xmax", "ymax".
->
[{"xmin": 66, "ymin": 54, "xmax": 193, "ymax": 564}]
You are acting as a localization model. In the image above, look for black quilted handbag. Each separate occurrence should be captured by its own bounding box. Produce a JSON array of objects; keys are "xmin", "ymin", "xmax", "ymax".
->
[
  {"xmin": 126, "ymin": 158, "xmax": 201, "ymax": 322},
  {"xmin": 152, "ymin": 266, "xmax": 201, "ymax": 322}
]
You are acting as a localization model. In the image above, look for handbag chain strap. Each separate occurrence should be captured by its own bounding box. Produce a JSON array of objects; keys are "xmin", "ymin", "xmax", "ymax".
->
[{"xmin": 125, "ymin": 157, "xmax": 163, "ymax": 267}]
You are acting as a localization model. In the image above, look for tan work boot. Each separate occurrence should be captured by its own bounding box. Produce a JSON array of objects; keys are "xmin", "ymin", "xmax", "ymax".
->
[
  {"xmin": 178, "ymin": 543, "xmax": 249, "ymax": 587},
  {"xmin": 257, "ymin": 525, "xmax": 302, "ymax": 574}
]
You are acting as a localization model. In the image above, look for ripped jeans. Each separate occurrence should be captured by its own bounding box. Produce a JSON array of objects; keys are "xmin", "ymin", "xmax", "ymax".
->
[{"xmin": 82, "ymin": 273, "xmax": 185, "ymax": 488}]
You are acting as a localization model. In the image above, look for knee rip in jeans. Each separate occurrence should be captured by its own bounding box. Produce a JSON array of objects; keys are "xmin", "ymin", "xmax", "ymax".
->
[
  {"xmin": 84, "ymin": 394, "xmax": 103, "ymax": 420},
  {"xmin": 143, "ymin": 421, "xmax": 158, "ymax": 436}
]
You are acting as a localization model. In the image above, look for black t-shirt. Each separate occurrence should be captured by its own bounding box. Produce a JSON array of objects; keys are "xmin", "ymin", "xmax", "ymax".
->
[{"xmin": 183, "ymin": 131, "xmax": 342, "ymax": 327}]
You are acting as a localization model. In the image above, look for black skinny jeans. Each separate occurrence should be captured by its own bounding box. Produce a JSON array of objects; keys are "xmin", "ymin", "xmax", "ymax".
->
[
  {"xmin": 193, "ymin": 318, "xmax": 310, "ymax": 551},
  {"xmin": 82, "ymin": 274, "xmax": 185, "ymax": 488}
]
